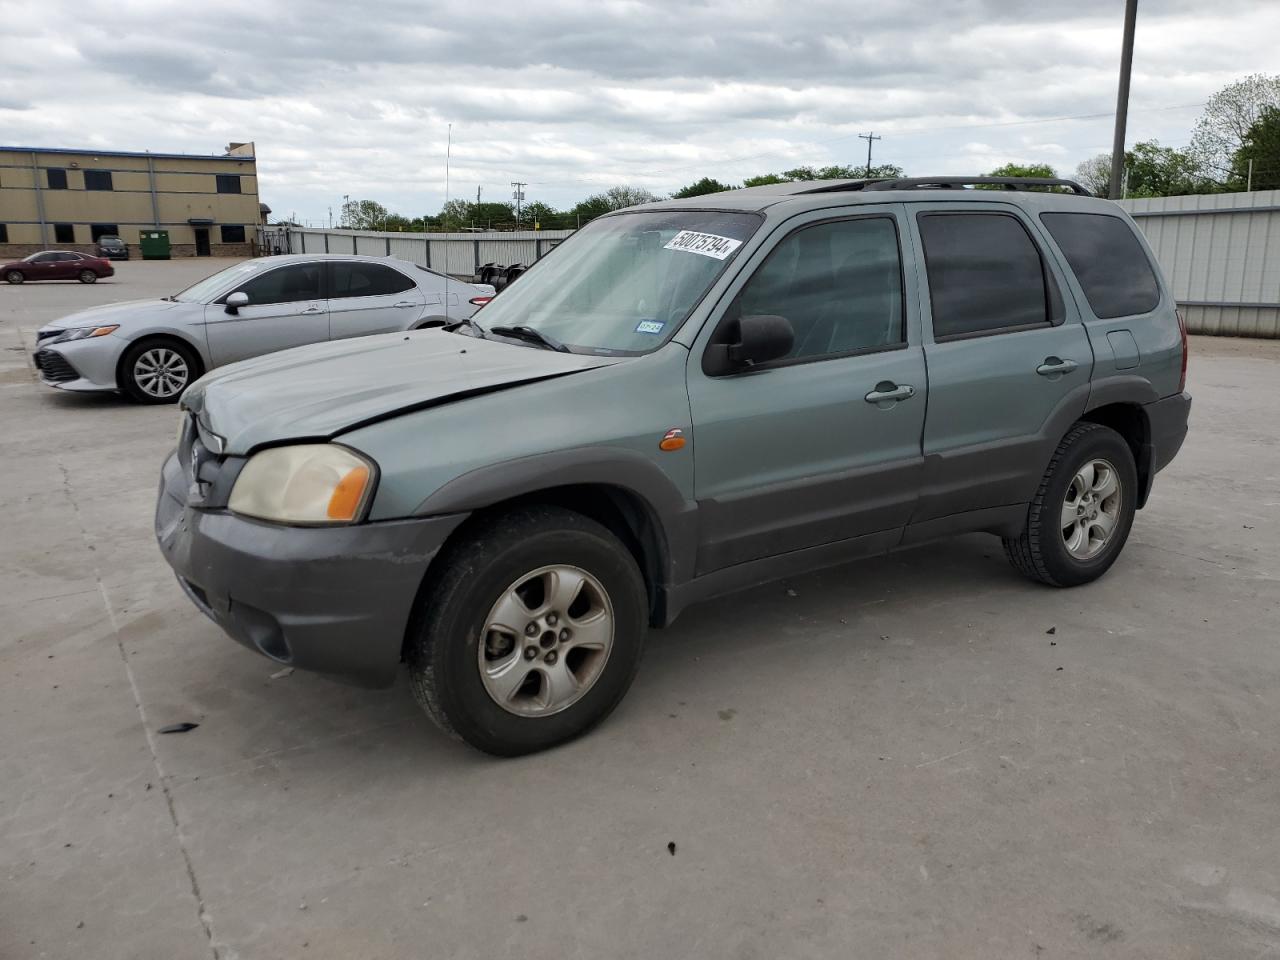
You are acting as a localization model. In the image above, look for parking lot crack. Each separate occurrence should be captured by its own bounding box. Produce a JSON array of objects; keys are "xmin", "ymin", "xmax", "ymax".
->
[{"xmin": 56, "ymin": 456, "xmax": 221, "ymax": 960}]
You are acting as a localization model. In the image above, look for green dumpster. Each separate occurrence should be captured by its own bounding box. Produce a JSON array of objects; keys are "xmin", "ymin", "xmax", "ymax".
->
[{"xmin": 138, "ymin": 230, "xmax": 171, "ymax": 260}]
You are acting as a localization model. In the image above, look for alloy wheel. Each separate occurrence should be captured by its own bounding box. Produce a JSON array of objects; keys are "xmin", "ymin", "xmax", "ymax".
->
[
  {"xmin": 1061, "ymin": 458, "xmax": 1122, "ymax": 560},
  {"xmin": 133, "ymin": 348, "xmax": 190, "ymax": 399},
  {"xmin": 478, "ymin": 564, "xmax": 614, "ymax": 717}
]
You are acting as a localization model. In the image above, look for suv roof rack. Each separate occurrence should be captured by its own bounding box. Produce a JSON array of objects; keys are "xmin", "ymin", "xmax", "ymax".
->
[{"xmin": 862, "ymin": 176, "xmax": 1092, "ymax": 196}]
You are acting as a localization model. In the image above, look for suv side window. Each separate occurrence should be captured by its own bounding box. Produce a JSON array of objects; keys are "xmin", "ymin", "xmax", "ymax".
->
[
  {"xmin": 729, "ymin": 216, "xmax": 904, "ymax": 363},
  {"xmin": 237, "ymin": 264, "xmax": 323, "ymax": 306},
  {"xmin": 328, "ymin": 261, "xmax": 415, "ymax": 299},
  {"xmin": 1040, "ymin": 212, "xmax": 1160, "ymax": 318},
  {"xmin": 917, "ymin": 212, "xmax": 1056, "ymax": 339}
]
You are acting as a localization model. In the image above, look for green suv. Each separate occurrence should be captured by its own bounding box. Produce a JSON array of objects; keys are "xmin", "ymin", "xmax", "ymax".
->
[{"xmin": 156, "ymin": 176, "xmax": 1191, "ymax": 755}]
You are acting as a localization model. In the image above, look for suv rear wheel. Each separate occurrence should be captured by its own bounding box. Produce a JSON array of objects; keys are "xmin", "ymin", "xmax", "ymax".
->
[
  {"xmin": 406, "ymin": 506, "xmax": 648, "ymax": 756},
  {"xmin": 1004, "ymin": 422, "xmax": 1137, "ymax": 587}
]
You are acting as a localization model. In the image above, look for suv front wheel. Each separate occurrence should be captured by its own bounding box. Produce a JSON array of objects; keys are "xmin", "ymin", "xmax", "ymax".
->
[
  {"xmin": 407, "ymin": 506, "xmax": 648, "ymax": 756},
  {"xmin": 1004, "ymin": 422, "xmax": 1138, "ymax": 587}
]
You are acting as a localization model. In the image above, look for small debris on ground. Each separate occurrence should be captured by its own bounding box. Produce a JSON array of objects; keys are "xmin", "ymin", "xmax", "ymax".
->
[
  {"xmin": 1046, "ymin": 626, "xmax": 1057, "ymax": 635},
  {"xmin": 158, "ymin": 722, "xmax": 199, "ymax": 734},
  {"xmin": 718, "ymin": 708, "xmax": 736, "ymax": 721},
  {"xmin": 1056, "ymin": 666, "xmax": 1064, "ymax": 671},
  {"xmin": 667, "ymin": 841, "xmax": 677, "ymax": 856},
  {"xmin": 786, "ymin": 588, "xmax": 797, "ymax": 597},
  {"xmin": 1050, "ymin": 641, "xmax": 1057, "ymax": 646},
  {"xmin": 269, "ymin": 667, "xmax": 295, "ymax": 680},
  {"xmin": 516, "ymin": 914, "xmax": 528, "ymax": 923}
]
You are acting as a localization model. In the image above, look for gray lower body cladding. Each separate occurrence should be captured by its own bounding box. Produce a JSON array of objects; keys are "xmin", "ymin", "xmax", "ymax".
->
[{"xmin": 155, "ymin": 452, "xmax": 464, "ymax": 687}]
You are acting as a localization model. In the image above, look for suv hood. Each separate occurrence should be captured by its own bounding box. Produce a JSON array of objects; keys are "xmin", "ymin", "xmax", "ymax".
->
[
  {"xmin": 183, "ymin": 329, "xmax": 624, "ymax": 454},
  {"xmin": 38, "ymin": 298, "xmax": 195, "ymax": 333}
]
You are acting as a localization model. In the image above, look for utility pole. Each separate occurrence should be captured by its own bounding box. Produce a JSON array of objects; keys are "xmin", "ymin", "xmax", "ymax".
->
[
  {"xmin": 1108, "ymin": 0, "xmax": 1138, "ymax": 200},
  {"xmin": 443, "ymin": 123, "xmax": 452, "ymax": 233},
  {"xmin": 328, "ymin": 206, "xmax": 332, "ymax": 228},
  {"xmin": 342, "ymin": 194, "xmax": 349, "ymax": 228},
  {"xmin": 512, "ymin": 181, "xmax": 527, "ymax": 229},
  {"xmin": 858, "ymin": 132, "xmax": 882, "ymax": 178},
  {"xmin": 476, "ymin": 185, "xmax": 482, "ymax": 205}
]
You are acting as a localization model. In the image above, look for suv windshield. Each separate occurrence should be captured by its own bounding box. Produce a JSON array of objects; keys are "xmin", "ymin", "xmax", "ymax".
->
[
  {"xmin": 473, "ymin": 209, "xmax": 760, "ymax": 354},
  {"xmin": 173, "ymin": 260, "xmax": 268, "ymax": 302}
]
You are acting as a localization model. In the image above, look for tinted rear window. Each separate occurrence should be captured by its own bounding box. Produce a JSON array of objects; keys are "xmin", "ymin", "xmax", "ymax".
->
[
  {"xmin": 1040, "ymin": 213, "xmax": 1160, "ymax": 318},
  {"xmin": 917, "ymin": 212, "xmax": 1051, "ymax": 339}
]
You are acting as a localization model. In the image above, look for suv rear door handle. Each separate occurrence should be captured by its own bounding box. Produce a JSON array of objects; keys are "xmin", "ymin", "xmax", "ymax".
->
[
  {"xmin": 393, "ymin": 301, "xmax": 416, "ymax": 308},
  {"xmin": 864, "ymin": 382, "xmax": 915, "ymax": 405},
  {"xmin": 1036, "ymin": 357, "xmax": 1079, "ymax": 377}
]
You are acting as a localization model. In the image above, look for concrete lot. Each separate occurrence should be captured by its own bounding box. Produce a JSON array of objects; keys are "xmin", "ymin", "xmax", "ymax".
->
[{"xmin": 2, "ymin": 260, "xmax": 1279, "ymax": 959}]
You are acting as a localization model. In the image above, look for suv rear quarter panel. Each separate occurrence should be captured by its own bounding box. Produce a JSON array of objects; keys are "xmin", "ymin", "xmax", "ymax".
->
[{"xmin": 1033, "ymin": 205, "xmax": 1183, "ymax": 401}]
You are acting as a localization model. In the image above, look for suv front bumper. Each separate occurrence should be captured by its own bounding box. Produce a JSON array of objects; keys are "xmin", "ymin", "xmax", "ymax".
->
[{"xmin": 154, "ymin": 451, "xmax": 465, "ymax": 687}]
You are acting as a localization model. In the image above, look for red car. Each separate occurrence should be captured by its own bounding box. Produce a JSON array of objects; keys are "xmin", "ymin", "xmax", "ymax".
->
[{"xmin": 3, "ymin": 251, "xmax": 114, "ymax": 284}]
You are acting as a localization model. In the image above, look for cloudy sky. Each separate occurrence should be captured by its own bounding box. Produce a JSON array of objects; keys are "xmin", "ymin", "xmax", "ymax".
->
[{"xmin": 3, "ymin": 0, "xmax": 1277, "ymax": 224}]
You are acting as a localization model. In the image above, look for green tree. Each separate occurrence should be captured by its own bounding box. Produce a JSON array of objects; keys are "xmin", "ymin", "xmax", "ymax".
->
[
  {"xmin": 742, "ymin": 173, "xmax": 788, "ymax": 187},
  {"xmin": 521, "ymin": 201, "xmax": 560, "ymax": 228},
  {"xmin": 1073, "ymin": 154, "xmax": 1112, "ymax": 196},
  {"xmin": 976, "ymin": 163, "xmax": 1065, "ymax": 191},
  {"xmin": 1191, "ymin": 73, "xmax": 1280, "ymax": 180},
  {"xmin": 673, "ymin": 176, "xmax": 733, "ymax": 198},
  {"xmin": 1123, "ymin": 141, "xmax": 1205, "ymax": 198},
  {"xmin": 342, "ymin": 199, "xmax": 391, "ymax": 230},
  {"xmin": 1229, "ymin": 106, "xmax": 1280, "ymax": 191},
  {"xmin": 571, "ymin": 185, "xmax": 658, "ymax": 223}
]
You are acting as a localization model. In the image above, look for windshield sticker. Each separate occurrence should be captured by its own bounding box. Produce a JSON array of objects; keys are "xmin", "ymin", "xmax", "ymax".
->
[
  {"xmin": 635, "ymin": 320, "xmax": 665, "ymax": 335},
  {"xmin": 663, "ymin": 230, "xmax": 743, "ymax": 260}
]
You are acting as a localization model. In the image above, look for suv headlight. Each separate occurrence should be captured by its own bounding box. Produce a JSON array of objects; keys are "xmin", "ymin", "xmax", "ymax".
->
[
  {"xmin": 229, "ymin": 444, "xmax": 376, "ymax": 525},
  {"xmin": 51, "ymin": 324, "xmax": 119, "ymax": 344}
]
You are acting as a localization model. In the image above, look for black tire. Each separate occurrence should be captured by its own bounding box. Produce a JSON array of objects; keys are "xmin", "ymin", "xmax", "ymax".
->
[
  {"xmin": 406, "ymin": 505, "xmax": 648, "ymax": 756},
  {"xmin": 5, "ymin": 270, "xmax": 23, "ymax": 284},
  {"xmin": 1004, "ymin": 422, "xmax": 1138, "ymax": 587},
  {"xmin": 78, "ymin": 270, "xmax": 97, "ymax": 284},
  {"xmin": 119, "ymin": 338, "xmax": 201, "ymax": 404}
]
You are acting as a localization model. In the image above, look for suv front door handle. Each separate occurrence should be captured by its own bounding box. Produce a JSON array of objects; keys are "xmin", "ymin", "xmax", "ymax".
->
[
  {"xmin": 1036, "ymin": 357, "xmax": 1079, "ymax": 377},
  {"xmin": 864, "ymin": 382, "xmax": 916, "ymax": 406},
  {"xmin": 392, "ymin": 301, "xmax": 416, "ymax": 308}
]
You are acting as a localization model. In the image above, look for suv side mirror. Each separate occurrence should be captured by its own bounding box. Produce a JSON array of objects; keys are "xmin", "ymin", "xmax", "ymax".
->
[
  {"xmin": 704, "ymin": 314, "xmax": 794, "ymax": 375},
  {"xmin": 225, "ymin": 291, "xmax": 249, "ymax": 314}
]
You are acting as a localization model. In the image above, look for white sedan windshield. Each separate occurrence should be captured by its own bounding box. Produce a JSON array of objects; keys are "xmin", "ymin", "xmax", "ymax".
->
[
  {"xmin": 474, "ymin": 210, "xmax": 760, "ymax": 354},
  {"xmin": 173, "ymin": 260, "xmax": 266, "ymax": 303}
]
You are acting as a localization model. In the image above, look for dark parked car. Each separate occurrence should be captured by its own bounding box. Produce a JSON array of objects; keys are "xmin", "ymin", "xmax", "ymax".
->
[
  {"xmin": 95, "ymin": 236, "xmax": 129, "ymax": 260},
  {"xmin": 3, "ymin": 251, "xmax": 114, "ymax": 284}
]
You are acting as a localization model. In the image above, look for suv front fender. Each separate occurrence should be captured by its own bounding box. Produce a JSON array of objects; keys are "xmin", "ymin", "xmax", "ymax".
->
[{"xmin": 413, "ymin": 446, "xmax": 699, "ymax": 587}]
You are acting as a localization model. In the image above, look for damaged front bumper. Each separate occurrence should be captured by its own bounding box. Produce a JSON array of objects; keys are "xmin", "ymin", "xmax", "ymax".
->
[{"xmin": 154, "ymin": 450, "xmax": 465, "ymax": 687}]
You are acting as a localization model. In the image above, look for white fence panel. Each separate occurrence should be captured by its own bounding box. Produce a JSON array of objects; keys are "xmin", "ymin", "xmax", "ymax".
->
[
  {"xmin": 300, "ymin": 232, "xmax": 327, "ymax": 254},
  {"xmin": 355, "ymin": 235, "xmax": 386, "ymax": 257},
  {"xmin": 389, "ymin": 237, "xmax": 427, "ymax": 266},
  {"xmin": 1119, "ymin": 190, "xmax": 1280, "ymax": 338}
]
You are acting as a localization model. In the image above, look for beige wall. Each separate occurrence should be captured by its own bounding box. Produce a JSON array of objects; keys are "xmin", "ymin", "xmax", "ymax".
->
[{"xmin": 0, "ymin": 147, "xmax": 260, "ymax": 256}]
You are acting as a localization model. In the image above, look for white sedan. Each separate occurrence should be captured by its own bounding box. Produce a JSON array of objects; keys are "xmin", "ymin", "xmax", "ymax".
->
[{"xmin": 32, "ymin": 254, "xmax": 496, "ymax": 403}]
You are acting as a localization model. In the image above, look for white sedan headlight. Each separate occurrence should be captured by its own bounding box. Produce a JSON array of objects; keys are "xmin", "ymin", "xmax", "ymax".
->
[{"xmin": 229, "ymin": 444, "xmax": 376, "ymax": 525}]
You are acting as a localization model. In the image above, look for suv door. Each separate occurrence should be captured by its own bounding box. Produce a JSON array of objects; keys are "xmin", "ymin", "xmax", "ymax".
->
[
  {"xmin": 326, "ymin": 261, "xmax": 424, "ymax": 339},
  {"xmin": 686, "ymin": 206, "xmax": 927, "ymax": 575},
  {"xmin": 205, "ymin": 262, "xmax": 328, "ymax": 365},
  {"xmin": 906, "ymin": 203, "xmax": 1094, "ymax": 526},
  {"xmin": 26, "ymin": 253, "xmax": 60, "ymax": 279}
]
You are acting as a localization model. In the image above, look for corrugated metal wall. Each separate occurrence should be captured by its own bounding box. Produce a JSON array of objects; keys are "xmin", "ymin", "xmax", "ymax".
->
[
  {"xmin": 264, "ymin": 195, "xmax": 1280, "ymax": 338},
  {"xmin": 267, "ymin": 227, "xmax": 574, "ymax": 278},
  {"xmin": 1118, "ymin": 190, "xmax": 1280, "ymax": 338}
]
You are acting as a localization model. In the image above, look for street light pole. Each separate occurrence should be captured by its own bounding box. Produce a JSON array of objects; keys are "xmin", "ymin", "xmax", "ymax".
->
[{"xmin": 1108, "ymin": 0, "xmax": 1139, "ymax": 199}]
